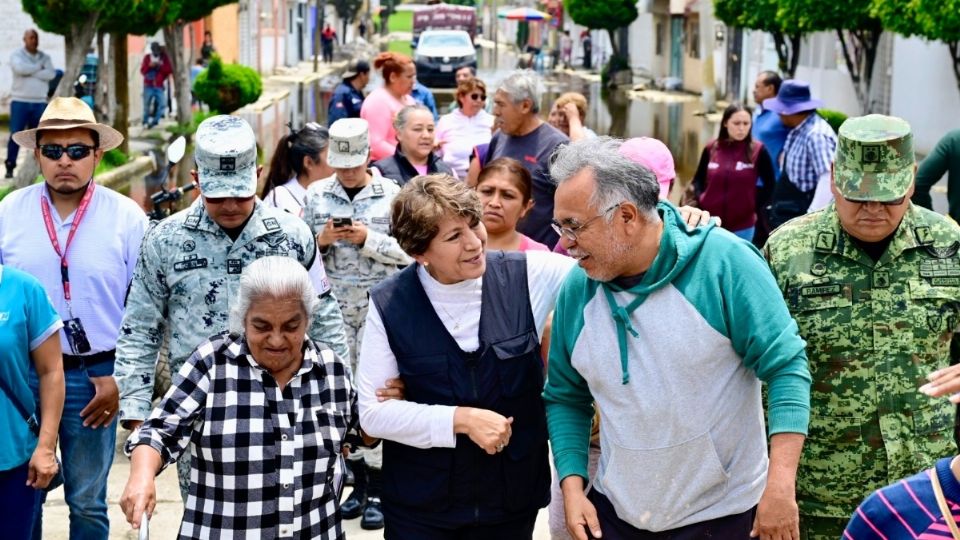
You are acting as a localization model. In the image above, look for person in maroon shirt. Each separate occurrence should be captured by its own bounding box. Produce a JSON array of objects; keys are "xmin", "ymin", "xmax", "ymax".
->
[
  {"xmin": 139, "ymin": 42, "xmax": 172, "ymax": 129},
  {"xmin": 692, "ymin": 103, "xmax": 775, "ymax": 246}
]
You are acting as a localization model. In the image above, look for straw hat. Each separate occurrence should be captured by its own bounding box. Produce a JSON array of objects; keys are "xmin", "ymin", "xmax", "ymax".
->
[{"xmin": 12, "ymin": 97, "xmax": 123, "ymax": 150}]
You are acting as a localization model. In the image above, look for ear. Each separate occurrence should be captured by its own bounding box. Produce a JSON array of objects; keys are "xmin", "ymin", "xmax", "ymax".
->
[
  {"xmin": 829, "ymin": 163, "xmax": 840, "ymax": 198},
  {"xmin": 190, "ymin": 170, "xmax": 200, "ymax": 189},
  {"xmin": 519, "ymin": 198, "xmax": 535, "ymax": 219},
  {"xmin": 520, "ymin": 99, "xmax": 534, "ymax": 115},
  {"xmin": 619, "ymin": 202, "xmax": 641, "ymax": 228}
]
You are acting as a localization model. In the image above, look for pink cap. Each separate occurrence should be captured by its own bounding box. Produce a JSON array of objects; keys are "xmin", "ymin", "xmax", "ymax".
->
[{"xmin": 618, "ymin": 137, "xmax": 676, "ymax": 199}]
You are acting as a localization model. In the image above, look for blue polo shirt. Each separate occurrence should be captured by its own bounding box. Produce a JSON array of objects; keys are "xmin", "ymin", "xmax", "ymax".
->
[
  {"xmin": 753, "ymin": 107, "xmax": 790, "ymax": 181},
  {"xmin": 0, "ymin": 264, "xmax": 61, "ymax": 471}
]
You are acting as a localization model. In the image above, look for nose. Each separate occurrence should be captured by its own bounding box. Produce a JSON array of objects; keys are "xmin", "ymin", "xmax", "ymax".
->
[
  {"xmin": 558, "ymin": 233, "xmax": 576, "ymax": 252},
  {"xmin": 464, "ymin": 227, "xmax": 483, "ymax": 251}
]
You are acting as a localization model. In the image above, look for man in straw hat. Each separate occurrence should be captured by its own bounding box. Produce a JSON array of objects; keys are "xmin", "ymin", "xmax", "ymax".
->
[
  {"xmin": 114, "ymin": 114, "xmax": 349, "ymax": 499},
  {"xmin": 0, "ymin": 96, "xmax": 148, "ymax": 538},
  {"xmin": 765, "ymin": 115, "xmax": 960, "ymax": 539}
]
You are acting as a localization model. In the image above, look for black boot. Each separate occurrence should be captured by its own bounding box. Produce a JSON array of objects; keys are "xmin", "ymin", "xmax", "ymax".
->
[
  {"xmin": 4, "ymin": 161, "xmax": 13, "ymax": 179},
  {"xmin": 361, "ymin": 466, "xmax": 385, "ymax": 530},
  {"xmin": 344, "ymin": 459, "xmax": 355, "ymax": 486},
  {"xmin": 340, "ymin": 458, "xmax": 366, "ymax": 519}
]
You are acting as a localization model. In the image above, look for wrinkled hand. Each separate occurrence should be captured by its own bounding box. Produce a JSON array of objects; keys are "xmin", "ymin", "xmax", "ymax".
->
[
  {"xmin": 317, "ymin": 219, "xmax": 343, "ymax": 248},
  {"xmin": 750, "ymin": 483, "xmax": 799, "ymax": 540},
  {"xmin": 457, "ymin": 408, "xmax": 513, "ymax": 455},
  {"xmin": 341, "ymin": 222, "xmax": 368, "ymax": 246},
  {"xmin": 375, "ymin": 377, "xmax": 405, "ymax": 402},
  {"xmin": 563, "ymin": 485, "xmax": 602, "ymax": 540},
  {"xmin": 921, "ymin": 364, "xmax": 960, "ymax": 402},
  {"xmin": 120, "ymin": 473, "xmax": 156, "ymax": 529},
  {"xmin": 80, "ymin": 375, "xmax": 119, "ymax": 429},
  {"xmin": 677, "ymin": 206, "xmax": 721, "ymax": 230},
  {"xmin": 26, "ymin": 445, "xmax": 58, "ymax": 489}
]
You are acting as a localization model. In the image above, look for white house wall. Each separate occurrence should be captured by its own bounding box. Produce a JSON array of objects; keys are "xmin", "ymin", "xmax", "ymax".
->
[{"xmin": 890, "ymin": 36, "xmax": 960, "ymax": 155}]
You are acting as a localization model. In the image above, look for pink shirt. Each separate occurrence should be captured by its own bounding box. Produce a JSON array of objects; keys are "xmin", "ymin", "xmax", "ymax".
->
[
  {"xmin": 518, "ymin": 234, "xmax": 550, "ymax": 252},
  {"xmin": 361, "ymin": 87, "xmax": 415, "ymax": 162}
]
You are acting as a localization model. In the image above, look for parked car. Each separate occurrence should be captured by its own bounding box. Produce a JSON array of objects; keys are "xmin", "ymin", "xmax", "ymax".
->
[{"xmin": 413, "ymin": 30, "xmax": 477, "ymax": 88}]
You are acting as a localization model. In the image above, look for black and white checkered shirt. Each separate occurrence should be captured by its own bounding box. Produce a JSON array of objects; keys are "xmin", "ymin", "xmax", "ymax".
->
[{"xmin": 128, "ymin": 332, "xmax": 357, "ymax": 539}]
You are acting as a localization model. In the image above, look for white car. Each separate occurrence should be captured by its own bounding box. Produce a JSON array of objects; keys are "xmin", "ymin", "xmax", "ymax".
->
[{"xmin": 413, "ymin": 30, "xmax": 477, "ymax": 88}]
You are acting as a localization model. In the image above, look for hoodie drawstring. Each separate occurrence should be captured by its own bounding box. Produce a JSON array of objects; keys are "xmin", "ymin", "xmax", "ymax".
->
[{"xmin": 601, "ymin": 285, "xmax": 648, "ymax": 385}]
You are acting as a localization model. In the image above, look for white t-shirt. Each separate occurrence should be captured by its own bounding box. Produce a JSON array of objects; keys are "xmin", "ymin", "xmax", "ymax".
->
[
  {"xmin": 356, "ymin": 250, "xmax": 575, "ymax": 448},
  {"xmin": 263, "ymin": 177, "xmax": 308, "ymax": 217}
]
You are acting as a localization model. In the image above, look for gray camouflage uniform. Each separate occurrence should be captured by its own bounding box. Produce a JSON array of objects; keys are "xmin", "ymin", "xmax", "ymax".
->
[{"xmin": 303, "ymin": 171, "xmax": 411, "ymax": 367}]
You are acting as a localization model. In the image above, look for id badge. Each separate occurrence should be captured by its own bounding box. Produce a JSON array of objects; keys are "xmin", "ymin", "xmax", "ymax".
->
[{"xmin": 63, "ymin": 318, "xmax": 91, "ymax": 355}]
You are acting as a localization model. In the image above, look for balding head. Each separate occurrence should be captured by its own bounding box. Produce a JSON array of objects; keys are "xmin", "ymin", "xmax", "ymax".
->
[{"xmin": 23, "ymin": 29, "xmax": 38, "ymax": 53}]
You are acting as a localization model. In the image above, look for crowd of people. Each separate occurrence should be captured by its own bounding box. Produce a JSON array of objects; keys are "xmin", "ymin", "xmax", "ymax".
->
[{"xmin": 4, "ymin": 43, "xmax": 960, "ymax": 540}]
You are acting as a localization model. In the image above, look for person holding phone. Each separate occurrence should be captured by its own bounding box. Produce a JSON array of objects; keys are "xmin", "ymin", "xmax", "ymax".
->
[{"xmin": 303, "ymin": 118, "xmax": 411, "ymax": 530}]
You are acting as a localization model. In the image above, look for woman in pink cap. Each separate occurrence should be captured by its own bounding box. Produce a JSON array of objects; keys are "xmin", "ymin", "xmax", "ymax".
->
[{"xmin": 617, "ymin": 136, "xmax": 676, "ymax": 199}]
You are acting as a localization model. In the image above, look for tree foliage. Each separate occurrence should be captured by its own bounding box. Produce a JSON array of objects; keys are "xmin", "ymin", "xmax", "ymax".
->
[
  {"xmin": 778, "ymin": 0, "xmax": 882, "ymax": 113},
  {"xmin": 564, "ymin": 0, "xmax": 637, "ymax": 60},
  {"xmin": 333, "ymin": 0, "xmax": 364, "ymax": 41},
  {"xmin": 192, "ymin": 56, "xmax": 262, "ymax": 113},
  {"xmin": 876, "ymin": 0, "xmax": 960, "ymax": 96},
  {"xmin": 714, "ymin": 0, "xmax": 802, "ymax": 76},
  {"xmin": 98, "ymin": 0, "xmax": 182, "ymax": 35}
]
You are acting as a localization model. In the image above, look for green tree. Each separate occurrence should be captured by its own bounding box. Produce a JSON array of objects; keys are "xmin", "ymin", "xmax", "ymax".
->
[
  {"xmin": 714, "ymin": 0, "xmax": 802, "ymax": 77},
  {"xmin": 192, "ymin": 56, "xmax": 262, "ymax": 113},
  {"xmin": 875, "ymin": 0, "xmax": 960, "ymax": 97},
  {"xmin": 777, "ymin": 0, "xmax": 882, "ymax": 114},
  {"xmin": 564, "ymin": 0, "xmax": 637, "ymax": 66}
]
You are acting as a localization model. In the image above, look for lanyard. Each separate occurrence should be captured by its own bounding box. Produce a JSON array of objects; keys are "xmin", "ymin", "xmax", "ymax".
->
[{"xmin": 40, "ymin": 181, "xmax": 96, "ymax": 302}]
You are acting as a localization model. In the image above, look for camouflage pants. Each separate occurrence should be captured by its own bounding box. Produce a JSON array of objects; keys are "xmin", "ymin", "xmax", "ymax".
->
[
  {"xmin": 800, "ymin": 514, "xmax": 849, "ymax": 540},
  {"xmin": 335, "ymin": 284, "xmax": 383, "ymax": 469}
]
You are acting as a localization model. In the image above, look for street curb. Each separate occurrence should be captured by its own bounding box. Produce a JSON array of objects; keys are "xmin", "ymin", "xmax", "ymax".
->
[{"xmin": 98, "ymin": 155, "xmax": 155, "ymax": 194}]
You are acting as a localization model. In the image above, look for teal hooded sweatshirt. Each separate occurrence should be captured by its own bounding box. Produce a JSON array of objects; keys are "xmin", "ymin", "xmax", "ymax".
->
[{"xmin": 542, "ymin": 202, "xmax": 810, "ymax": 532}]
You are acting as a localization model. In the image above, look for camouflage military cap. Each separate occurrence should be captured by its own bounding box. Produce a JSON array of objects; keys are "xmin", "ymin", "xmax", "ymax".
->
[
  {"xmin": 835, "ymin": 114, "xmax": 915, "ymax": 202},
  {"xmin": 194, "ymin": 115, "xmax": 258, "ymax": 198}
]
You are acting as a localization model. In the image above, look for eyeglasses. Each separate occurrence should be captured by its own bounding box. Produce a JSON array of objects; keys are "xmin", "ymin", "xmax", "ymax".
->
[
  {"xmin": 39, "ymin": 144, "xmax": 95, "ymax": 161},
  {"xmin": 467, "ymin": 93, "xmax": 486, "ymax": 101},
  {"xmin": 842, "ymin": 196, "xmax": 906, "ymax": 206},
  {"xmin": 551, "ymin": 203, "xmax": 623, "ymax": 242}
]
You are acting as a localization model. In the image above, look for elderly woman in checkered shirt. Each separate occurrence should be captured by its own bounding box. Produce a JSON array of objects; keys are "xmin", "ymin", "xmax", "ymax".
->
[{"xmin": 119, "ymin": 256, "xmax": 358, "ymax": 540}]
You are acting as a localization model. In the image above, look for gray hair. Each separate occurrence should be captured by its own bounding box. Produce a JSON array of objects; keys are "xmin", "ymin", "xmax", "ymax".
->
[
  {"xmin": 228, "ymin": 256, "xmax": 318, "ymax": 334},
  {"xmin": 549, "ymin": 137, "xmax": 660, "ymax": 221},
  {"xmin": 393, "ymin": 104, "xmax": 433, "ymax": 133},
  {"xmin": 497, "ymin": 70, "xmax": 545, "ymax": 113}
]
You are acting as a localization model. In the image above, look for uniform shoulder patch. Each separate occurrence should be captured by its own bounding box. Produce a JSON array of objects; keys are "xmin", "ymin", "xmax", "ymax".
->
[
  {"xmin": 815, "ymin": 232, "xmax": 836, "ymax": 251},
  {"xmin": 262, "ymin": 217, "xmax": 280, "ymax": 232}
]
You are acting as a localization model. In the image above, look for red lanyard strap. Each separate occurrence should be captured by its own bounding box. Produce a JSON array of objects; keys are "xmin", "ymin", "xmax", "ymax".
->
[{"xmin": 40, "ymin": 181, "xmax": 96, "ymax": 301}]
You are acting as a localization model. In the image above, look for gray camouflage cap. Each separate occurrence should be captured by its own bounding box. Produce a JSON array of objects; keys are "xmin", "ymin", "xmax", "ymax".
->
[
  {"xmin": 195, "ymin": 115, "xmax": 258, "ymax": 198},
  {"xmin": 835, "ymin": 114, "xmax": 915, "ymax": 202}
]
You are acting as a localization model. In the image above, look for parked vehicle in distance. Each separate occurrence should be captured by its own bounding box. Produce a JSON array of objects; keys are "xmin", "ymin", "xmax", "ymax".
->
[{"xmin": 413, "ymin": 30, "xmax": 477, "ymax": 88}]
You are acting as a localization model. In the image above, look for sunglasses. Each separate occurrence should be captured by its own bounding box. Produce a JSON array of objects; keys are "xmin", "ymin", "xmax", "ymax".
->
[
  {"xmin": 39, "ymin": 144, "xmax": 95, "ymax": 161},
  {"xmin": 842, "ymin": 195, "xmax": 906, "ymax": 206},
  {"xmin": 467, "ymin": 93, "xmax": 486, "ymax": 101}
]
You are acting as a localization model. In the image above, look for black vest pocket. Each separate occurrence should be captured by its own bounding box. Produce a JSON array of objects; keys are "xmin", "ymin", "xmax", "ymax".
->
[
  {"xmin": 493, "ymin": 331, "xmax": 542, "ymax": 398},
  {"xmin": 382, "ymin": 442, "xmax": 454, "ymax": 511}
]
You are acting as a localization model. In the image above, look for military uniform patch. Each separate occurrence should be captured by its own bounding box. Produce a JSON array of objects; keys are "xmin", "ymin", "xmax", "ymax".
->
[
  {"xmin": 815, "ymin": 232, "xmax": 836, "ymax": 251},
  {"xmin": 915, "ymin": 226, "xmax": 934, "ymax": 245},
  {"xmin": 262, "ymin": 218, "xmax": 280, "ymax": 232},
  {"xmin": 181, "ymin": 240, "xmax": 196, "ymax": 252},
  {"xmin": 920, "ymin": 259, "xmax": 960, "ymax": 278},
  {"xmin": 226, "ymin": 259, "xmax": 243, "ymax": 274},
  {"xmin": 800, "ymin": 284, "xmax": 842, "ymax": 297},
  {"xmin": 811, "ymin": 262, "xmax": 828, "ymax": 277},
  {"xmin": 173, "ymin": 255, "xmax": 208, "ymax": 271},
  {"xmin": 873, "ymin": 271, "xmax": 889, "ymax": 288}
]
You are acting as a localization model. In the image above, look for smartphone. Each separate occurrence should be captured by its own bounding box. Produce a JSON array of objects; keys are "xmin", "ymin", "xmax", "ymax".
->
[{"xmin": 332, "ymin": 217, "xmax": 353, "ymax": 228}]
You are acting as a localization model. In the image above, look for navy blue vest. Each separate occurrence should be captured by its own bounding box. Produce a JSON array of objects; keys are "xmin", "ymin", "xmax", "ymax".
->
[{"xmin": 370, "ymin": 251, "xmax": 550, "ymax": 527}]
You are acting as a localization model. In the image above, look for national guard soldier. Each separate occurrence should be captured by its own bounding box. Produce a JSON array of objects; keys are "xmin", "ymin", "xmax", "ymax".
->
[
  {"xmin": 115, "ymin": 115, "xmax": 349, "ymax": 497},
  {"xmin": 302, "ymin": 118, "xmax": 411, "ymax": 530},
  {"xmin": 764, "ymin": 114, "xmax": 960, "ymax": 539}
]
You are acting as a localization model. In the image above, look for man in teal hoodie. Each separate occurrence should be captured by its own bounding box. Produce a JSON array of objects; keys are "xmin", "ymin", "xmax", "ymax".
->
[{"xmin": 543, "ymin": 137, "xmax": 812, "ymax": 540}]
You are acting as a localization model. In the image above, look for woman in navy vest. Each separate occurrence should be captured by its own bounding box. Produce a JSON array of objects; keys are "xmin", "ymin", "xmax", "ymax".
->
[
  {"xmin": 355, "ymin": 174, "xmax": 575, "ymax": 538},
  {"xmin": 692, "ymin": 103, "xmax": 776, "ymax": 246}
]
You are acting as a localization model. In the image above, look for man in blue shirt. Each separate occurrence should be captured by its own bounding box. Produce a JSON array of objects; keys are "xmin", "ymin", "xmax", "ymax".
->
[
  {"xmin": 0, "ymin": 97, "xmax": 148, "ymax": 540},
  {"xmin": 411, "ymin": 80, "xmax": 439, "ymax": 121},
  {"xmin": 752, "ymin": 70, "xmax": 790, "ymax": 181},
  {"xmin": 328, "ymin": 60, "xmax": 370, "ymax": 125}
]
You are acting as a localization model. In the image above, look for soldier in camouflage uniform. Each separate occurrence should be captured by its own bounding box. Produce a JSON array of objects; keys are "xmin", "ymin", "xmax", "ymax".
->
[
  {"xmin": 765, "ymin": 114, "xmax": 960, "ymax": 539},
  {"xmin": 115, "ymin": 115, "xmax": 350, "ymax": 498},
  {"xmin": 302, "ymin": 118, "xmax": 410, "ymax": 530}
]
